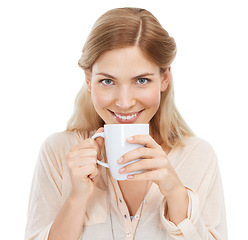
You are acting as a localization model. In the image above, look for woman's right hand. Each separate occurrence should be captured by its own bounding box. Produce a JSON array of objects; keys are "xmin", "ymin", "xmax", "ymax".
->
[{"xmin": 67, "ymin": 128, "xmax": 104, "ymax": 199}]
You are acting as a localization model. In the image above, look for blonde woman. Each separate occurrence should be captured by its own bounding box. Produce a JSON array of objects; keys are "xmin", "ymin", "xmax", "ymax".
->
[{"xmin": 25, "ymin": 8, "xmax": 227, "ymax": 240}]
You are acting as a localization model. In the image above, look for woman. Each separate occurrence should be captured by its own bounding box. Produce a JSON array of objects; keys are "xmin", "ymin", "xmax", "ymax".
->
[{"xmin": 25, "ymin": 7, "xmax": 227, "ymax": 240}]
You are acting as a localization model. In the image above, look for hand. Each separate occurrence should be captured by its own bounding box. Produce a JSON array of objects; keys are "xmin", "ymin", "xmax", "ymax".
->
[
  {"xmin": 118, "ymin": 134, "xmax": 189, "ymax": 224},
  {"xmin": 117, "ymin": 135, "xmax": 184, "ymax": 197},
  {"xmin": 67, "ymin": 128, "xmax": 104, "ymax": 199}
]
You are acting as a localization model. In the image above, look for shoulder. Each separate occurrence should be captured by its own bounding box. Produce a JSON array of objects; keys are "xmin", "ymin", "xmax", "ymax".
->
[
  {"xmin": 171, "ymin": 136, "xmax": 219, "ymax": 190},
  {"xmin": 181, "ymin": 136, "xmax": 216, "ymax": 158},
  {"xmin": 169, "ymin": 136, "xmax": 216, "ymax": 161},
  {"xmin": 43, "ymin": 130, "xmax": 83, "ymax": 146},
  {"xmin": 36, "ymin": 130, "xmax": 85, "ymax": 171},
  {"xmin": 40, "ymin": 130, "xmax": 84, "ymax": 156},
  {"xmin": 180, "ymin": 136, "xmax": 218, "ymax": 167}
]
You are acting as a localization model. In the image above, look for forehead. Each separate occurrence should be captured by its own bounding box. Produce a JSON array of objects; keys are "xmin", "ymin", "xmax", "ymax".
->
[{"xmin": 92, "ymin": 46, "xmax": 160, "ymax": 77}]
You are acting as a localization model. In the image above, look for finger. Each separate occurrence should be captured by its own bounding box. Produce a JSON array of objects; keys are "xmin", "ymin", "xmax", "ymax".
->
[
  {"xmin": 126, "ymin": 134, "xmax": 160, "ymax": 149},
  {"xmin": 117, "ymin": 147, "xmax": 166, "ymax": 164},
  {"xmin": 118, "ymin": 158, "xmax": 167, "ymax": 174},
  {"xmin": 68, "ymin": 157, "xmax": 96, "ymax": 168},
  {"xmin": 70, "ymin": 138, "xmax": 102, "ymax": 159},
  {"xmin": 88, "ymin": 167, "xmax": 100, "ymax": 179},
  {"xmin": 78, "ymin": 163, "xmax": 98, "ymax": 177},
  {"xmin": 67, "ymin": 148, "xmax": 98, "ymax": 161},
  {"xmin": 118, "ymin": 147, "xmax": 162, "ymax": 164},
  {"xmin": 70, "ymin": 163, "xmax": 98, "ymax": 181},
  {"xmin": 126, "ymin": 169, "xmax": 169, "ymax": 181},
  {"xmin": 70, "ymin": 138, "xmax": 99, "ymax": 151}
]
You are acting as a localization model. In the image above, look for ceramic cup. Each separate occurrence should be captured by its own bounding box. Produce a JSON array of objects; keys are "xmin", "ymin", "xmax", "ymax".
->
[{"xmin": 91, "ymin": 124, "xmax": 149, "ymax": 180}]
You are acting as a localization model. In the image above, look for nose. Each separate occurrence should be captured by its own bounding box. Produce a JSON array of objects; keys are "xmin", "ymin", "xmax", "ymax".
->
[{"xmin": 115, "ymin": 86, "xmax": 136, "ymax": 110}]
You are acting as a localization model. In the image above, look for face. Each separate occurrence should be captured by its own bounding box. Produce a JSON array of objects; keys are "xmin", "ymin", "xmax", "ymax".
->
[{"xmin": 86, "ymin": 46, "xmax": 170, "ymax": 124}]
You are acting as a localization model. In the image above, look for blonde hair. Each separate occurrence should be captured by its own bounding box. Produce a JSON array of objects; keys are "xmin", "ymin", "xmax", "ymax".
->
[{"xmin": 67, "ymin": 7, "xmax": 194, "ymax": 147}]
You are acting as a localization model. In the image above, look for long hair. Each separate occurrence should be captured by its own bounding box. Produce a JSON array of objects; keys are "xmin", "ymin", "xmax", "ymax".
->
[{"xmin": 67, "ymin": 7, "xmax": 194, "ymax": 147}]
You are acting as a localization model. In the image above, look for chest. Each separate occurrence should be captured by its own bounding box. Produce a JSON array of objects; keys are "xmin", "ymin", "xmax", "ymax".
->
[{"xmin": 118, "ymin": 181, "xmax": 151, "ymax": 216}]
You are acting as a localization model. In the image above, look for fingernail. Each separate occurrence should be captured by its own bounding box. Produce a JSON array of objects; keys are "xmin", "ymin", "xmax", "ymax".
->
[
  {"xmin": 99, "ymin": 154, "xmax": 103, "ymax": 160},
  {"xmin": 117, "ymin": 157, "xmax": 123, "ymax": 163},
  {"xmin": 126, "ymin": 137, "xmax": 133, "ymax": 142},
  {"xmin": 119, "ymin": 167, "xmax": 125, "ymax": 173},
  {"xmin": 127, "ymin": 175, "xmax": 134, "ymax": 179}
]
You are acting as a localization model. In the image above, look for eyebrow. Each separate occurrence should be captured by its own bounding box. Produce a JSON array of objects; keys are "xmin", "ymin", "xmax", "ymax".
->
[{"xmin": 95, "ymin": 72, "xmax": 154, "ymax": 80}]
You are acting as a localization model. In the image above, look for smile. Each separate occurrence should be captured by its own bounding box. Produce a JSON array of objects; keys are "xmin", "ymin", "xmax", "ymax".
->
[
  {"xmin": 108, "ymin": 110, "xmax": 144, "ymax": 123},
  {"xmin": 114, "ymin": 112, "xmax": 138, "ymax": 120}
]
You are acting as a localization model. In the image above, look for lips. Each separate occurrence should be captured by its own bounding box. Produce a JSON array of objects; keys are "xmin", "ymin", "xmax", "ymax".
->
[
  {"xmin": 108, "ymin": 110, "xmax": 144, "ymax": 123},
  {"xmin": 114, "ymin": 112, "xmax": 138, "ymax": 120}
]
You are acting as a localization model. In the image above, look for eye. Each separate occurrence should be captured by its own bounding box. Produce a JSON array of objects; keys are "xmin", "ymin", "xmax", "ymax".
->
[
  {"xmin": 100, "ymin": 79, "xmax": 114, "ymax": 85},
  {"xmin": 136, "ymin": 78, "xmax": 150, "ymax": 84}
]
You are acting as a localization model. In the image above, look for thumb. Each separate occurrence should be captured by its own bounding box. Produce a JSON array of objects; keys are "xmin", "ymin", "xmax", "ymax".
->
[{"xmin": 94, "ymin": 127, "xmax": 105, "ymax": 150}]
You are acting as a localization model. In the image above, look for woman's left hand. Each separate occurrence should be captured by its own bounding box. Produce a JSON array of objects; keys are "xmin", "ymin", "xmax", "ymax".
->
[
  {"xmin": 118, "ymin": 134, "xmax": 184, "ymax": 197},
  {"xmin": 118, "ymin": 134, "xmax": 189, "ymax": 224}
]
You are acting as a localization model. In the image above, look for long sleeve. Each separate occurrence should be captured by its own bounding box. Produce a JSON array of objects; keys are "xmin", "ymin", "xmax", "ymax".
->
[
  {"xmin": 160, "ymin": 138, "xmax": 228, "ymax": 239},
  {"xmin": 25, "ymin": 135, "xmax": 64, "ymax": 240},
  {"xmin": 25, "ymin": 133, "xmax": 228, "ymax": 240}
]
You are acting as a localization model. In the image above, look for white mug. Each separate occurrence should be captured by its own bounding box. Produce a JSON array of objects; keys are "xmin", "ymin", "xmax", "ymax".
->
[{"xmin": 91, "ymin": 124, "xmax": 149, "ymax": 180}]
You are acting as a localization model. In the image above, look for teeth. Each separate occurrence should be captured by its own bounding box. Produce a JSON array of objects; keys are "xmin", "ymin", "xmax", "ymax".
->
[{"xmin": 114, "ymin": 113, "xmax": 138, "ymax": 120}]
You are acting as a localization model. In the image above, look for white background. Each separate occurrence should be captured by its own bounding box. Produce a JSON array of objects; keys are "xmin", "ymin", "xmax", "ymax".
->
[{"xmin": 0, "ymin": 0, "xmax": 247, "ymax": 239}]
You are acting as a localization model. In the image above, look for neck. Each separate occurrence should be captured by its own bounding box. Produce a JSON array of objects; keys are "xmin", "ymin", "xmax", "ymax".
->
[{"xmin": 150, "ymin": 129, "xmax": 171, "ymax": 155}]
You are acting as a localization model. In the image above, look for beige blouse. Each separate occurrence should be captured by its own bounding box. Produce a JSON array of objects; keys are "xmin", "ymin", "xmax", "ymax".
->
[{"xmin": 25, "ymin": 130, "xmax": 228, "ymax": 240}]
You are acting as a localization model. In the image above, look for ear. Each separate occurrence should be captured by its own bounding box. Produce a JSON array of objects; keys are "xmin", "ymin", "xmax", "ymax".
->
[
  {"xmin": 161, "ymin": 67, "xmax": 171, "ymax": 92},
  {"xmin": 85, "ymin": 71, "xmax": 92, "ymax": 92}
]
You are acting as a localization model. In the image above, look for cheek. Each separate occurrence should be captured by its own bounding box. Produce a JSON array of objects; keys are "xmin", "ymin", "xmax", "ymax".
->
[
  {"xmin": 91, "ymin": 88, "xmax": 112, "ymax": 109},
  {"xmin": 141, "ymin": 89, "xmax": 161, "ymax": 108}
]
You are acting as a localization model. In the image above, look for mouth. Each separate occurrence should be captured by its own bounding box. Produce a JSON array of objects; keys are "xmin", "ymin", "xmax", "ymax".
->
[{"xmin": 108, "ymin": 109, "xmax": 144, "ymax": 123}]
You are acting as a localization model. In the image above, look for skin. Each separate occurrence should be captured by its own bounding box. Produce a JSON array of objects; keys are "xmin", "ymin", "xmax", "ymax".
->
[
  {"xmin": 48, "ymin": 46, "xmax": 188, "ymax": 240},
  {"xmin": 86, "ymin": 46, "xmax": 169, "ymax": 124}
]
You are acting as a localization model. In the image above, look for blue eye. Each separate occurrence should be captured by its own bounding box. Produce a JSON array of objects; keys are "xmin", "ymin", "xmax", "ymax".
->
[
  {"xmin": 101, "ymin": 79, "xmax": 113, "ymax": 85},
  {"xmin": 137, "ymin": 78, "xmax": 149, "ymax": 84}
]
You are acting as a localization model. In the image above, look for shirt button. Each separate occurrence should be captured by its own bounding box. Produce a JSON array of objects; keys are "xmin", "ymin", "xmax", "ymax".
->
[
  {"xmin": 134, "ymin": 215, "xmax": 140, "ymax": 220},
  {"xmin": 119, "ymin": 199, "xmax": 122, "ymax": 203},
  {"xmin": 143, "ymin": 199, "xmax": 149, "ymax": 204},
  {"xmin": 126, "ymin": 231, "xmax": 131, "ymax": 237}
]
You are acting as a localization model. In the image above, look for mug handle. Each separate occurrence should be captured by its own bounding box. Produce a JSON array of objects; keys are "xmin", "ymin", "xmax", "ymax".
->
[{"xmin": 91, "ymin": 132, "xmax": 109, "ymax": 168}]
